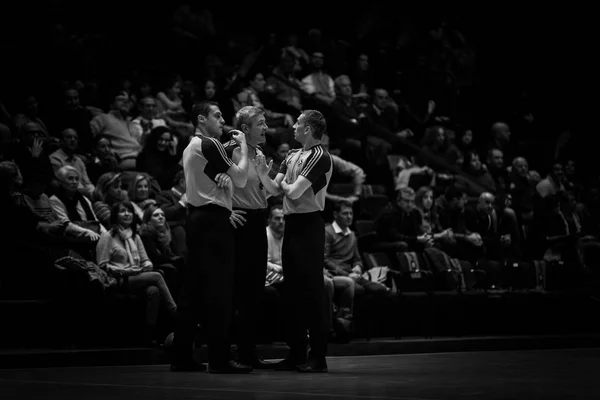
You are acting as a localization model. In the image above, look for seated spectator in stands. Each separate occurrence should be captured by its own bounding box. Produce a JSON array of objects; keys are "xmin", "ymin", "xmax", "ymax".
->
[
  {"xmin": 415, "ymin": 186, "xmax": 444, "ymax": 235},
  {"xmin": 375, "ymin": 187, "xmax": 432, "ymax": 252},
  {"xmin": 465, "ymin": 192, "xmax": 521, "ymax": 263},
  {"xmin": 265, "ymin": 205, "xmax": 285, "ymax": 289},
  {"xmin": 156, "ymin": 76, "xmax": 194, "ymax": 138},
  {"xmin": 51, "ymin": 87, "xmax": 95, "ymax": 154},
  {"xmin": 0, "ymin": 161, "xmax": 67, "ymax": 298},
  {"xmin": 537, "ymin": 162, "xmax": 566, "ymax": 199},
  {"xmin": 329, "ymin": 75, "xmax": 391, "ymax": 170},
  {"xmin": 301, "ymin": 51, "xmax": 336, "ymax": 107},
  {"xmin": 49, "ymin": 128, "xmax": 95, "ymax": 198},
  {"xmin": 93, "ymin": 172, "xmax": 128, "ymax": 229},
  {"xmin": 127, "ymin": 174, "xmax": 157, "ymax": 221},
  {"xmin": 321, "ymin": 134, "xmax": 365, "ymax": 219},
  {"xmin": 265, "ymin": 49, "xmax": 304, "ymax": 116},
  {"xmin": 268, "ymin": 142, "xmax": 291, "ymax": 179},
  {"xmin": 49, "ymin": 166, "xmax": 105, "ymax": 259},
  {"xmin": 8, "ymin": 121, "xmax": 55, "ymax": 195},
  {"xmin": 393, "ymin": 155, "xmax": 435, "ymax": 191},
  {"xmin": 455, "ymin": 128, "xmax": 475, "ymax": 155},
  {"xmin": 364, "ymin": 87, "xmax": 413, "ymax": 149},
  {"xmin": 436, "ymin": 186, "xmax": 484, "ymax": 262},
  {"xmin": 96, "ymin": 201, "xmax": 177, "ymax": 346},
  {"xmin": 13, "ymin": 94, "xmax": 49, "ymax": 137},
  {"xmin": 325, "ymin": 200, "xmax": 388, "ymax": 296},
  {"xmin": 129, "ymin": 96, "xmax": 167, "ymax": 146},
  {"xmin": 485, "ymin": 122, "xmax": 514, "ymax": 164},
  {"xmin": 85, "ymin": 135, "xmax": 122, "ymax": 184},
  {"xmin": 455, "ymin": 151, "xmax": 496, "ymax": 197},
  {"xmin": 416, "ymin": 125, "xmax": 454, "ymax": 173},
  {"xmin": 90, "ymin": 91, "xmax": 140, "ymax": 170},
  {"xmin": 485, "ymin": 148, "xmax": 510, "ymax": 201},
  {"xmin": 155, "ymin": 170, "xmax": 187, "ymax": 258},
  {"xmin": 509, "ymin": 156, "xmax": 535, "ymax": 225},
  {"xmin": 136, "ymin": 126, "xmax": 182, "ymax": 191},
  {"xmin": 139, "ymin": 205, "xmax": 182, "ymax": 293}
]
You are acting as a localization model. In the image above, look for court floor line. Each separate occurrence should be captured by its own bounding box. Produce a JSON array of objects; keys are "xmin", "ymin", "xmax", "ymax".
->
[{"xmin": 0, "ymin": 378, "xmax": 430, "ymax": 400}]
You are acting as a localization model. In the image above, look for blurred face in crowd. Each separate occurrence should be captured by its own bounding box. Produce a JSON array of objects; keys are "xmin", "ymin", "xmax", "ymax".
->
[
  {"xmin": 311, "ymin": 52, "xmax": 324, "ymax": 69},
  {"xmin": 357, "ymin": 54, "xmax": 369, "ymax": 71},
  {"xmin": 478, "ymin": 193, "xmax": 495, "ymax": 215},
  {"xmin": 61, "ymin": 128, "xmax": 78, "ymax": 153},
  {"xmin": 551, "ymin": 163, "xmax": 565, "ymax": 182},
  {"xmin": 61, "ymin": 169, "xmax": 80, "ymax": 193},
  {"xmin": 107, "ymin": 177, "xmax": 122, "ymax": 200},
  {"xmin": 565, "ymin": 160, "xmax": 576, "ymax": 176},
  {"xmin": 435, "ymin": 127, "xmax": 446, "ymax": 146},
  {"xmin": 139, "ymin": 97, "xmax": 158, "ymax": 120},
  {"xmin": 449, "ymin": 193, "xmax": 468, "ymax": 210},
  {"xmin": 250, "ymin": 73, "xmax": 266, "ymax": 93},
  {"xmin": 469, "ymin": 153, "xmax": 482, "ymax": 171},
  {"xmin": 421, "ymin": 190, "xmax": 434, "ymax": 211},
  {"xmin": 21, "ymin": 122, "xmax": 44, "ymax": 147},
  {"xmin": 135, "ymin": 178, "xmax": 149, "ymax": 201},
  {"xmin": 336, "ymin": 76, "xmax": 353, "ymax": 98},
  {"xmin": 65, "ymin": 89, "xmax": 80, "ymax": 110},
  {"xmin": 269, "ymin": 207, "xmax": 285, "ymax": 235},
  {"xmin": 150, "ymin": 208, "xmax": 166, "ymax": 227},
  {"xmin": 461, "ymin": 130, "xmax": 473, "ymax": 146},
  {"xmin": 334, "ymin": 204, "xmax": 353, "ymax": 230},
  {"xmin": 374, "ymin": 89, "xmax": 389, "ymax": 110},
  {"xmin": 169, "ymin": 80, "xmax": 182, "ymax": 98},
  {"xmin": 113, "ymin": 92, "xmax": 130, "ymax": 115},
  {"xmin": 95, "ymin": 137, "xmax": 112, "ymax": 158},
  {"xmin": 513, "ymin": 157, "xmax": 529, "ymax": 178},
  {"xmin": 488, "ymin": 149, "xmax": 504, "ymax": 169},
  {"xmin": 156, "ymin": 131, "xmax": 172, "ymax": 153},
  {"xmin": 204, "ymin": 80, "xmax": 216, "ymax": 100},
  {"xmin": 397, "ymin": 191, "xmax": 415, "ymax": 214},
  {"xmin": 275, "ymin": 142, "xmax": 290, "ymax": 161}
]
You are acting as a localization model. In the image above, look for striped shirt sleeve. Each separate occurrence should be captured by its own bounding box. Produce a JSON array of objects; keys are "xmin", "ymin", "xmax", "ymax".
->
[
  {"xmin": 300, "ymin": 147, "xmax": 331, "ymax": 183},
  {"xmin": 203, "ymin": 137, "xmax": 234, "ymax": 173}
]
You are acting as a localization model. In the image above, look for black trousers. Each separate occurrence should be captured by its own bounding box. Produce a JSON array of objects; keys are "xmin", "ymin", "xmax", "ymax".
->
[
  {"xmin": 282, "ymin": 211, "xmax": 329, "ymax": 361},
  {"xmin": 232, "ymin": 207, "xmax": 268, "ymax": 359},
  {"xmin": 173, "ymin": 204, "xmax": 234, "ymax": 365}
]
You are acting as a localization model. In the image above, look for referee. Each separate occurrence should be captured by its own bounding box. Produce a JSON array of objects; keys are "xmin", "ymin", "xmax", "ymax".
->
[
  {"xmin": 223, "ymin": 106, "xmax": 278, "ymax": 369},
  {"xmin": 255, "ymin": 110, "xmax": 333, "ymax": 373},
  {"xmin": 171, "ymin": 101, "xmax": 252, "ymax": 374}
]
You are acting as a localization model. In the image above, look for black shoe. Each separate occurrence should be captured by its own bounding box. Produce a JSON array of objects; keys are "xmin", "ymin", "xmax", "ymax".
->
[
  {"xmin": 208, "ymin": 360, "xmax": 253, "ymax": 374},
  {"xmin": 296, "ymin": 358, "xmax": 328, "ymax": 373},
  {"xmin": 240, "ymin": 356, "xmax": 274, "ymax": 370},
  {"xmin": 170, "ymin": 359, "xmax": 207, "ymax": 372}
]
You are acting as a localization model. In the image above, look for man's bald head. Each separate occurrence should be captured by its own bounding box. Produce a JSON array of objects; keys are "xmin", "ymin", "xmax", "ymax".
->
[
  {"xmin": 492, "ymin": 122, "xmax": 511, "ymax": 143},
  {"xmin": 478, "ymin": 192, "xmax": 495, "ymax": 214}
]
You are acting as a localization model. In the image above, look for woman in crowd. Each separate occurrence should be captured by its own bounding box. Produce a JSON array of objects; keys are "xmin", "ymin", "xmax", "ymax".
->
[{"xmin": 96, "ymin": 201, "xmax": 177, "ymax": 346}]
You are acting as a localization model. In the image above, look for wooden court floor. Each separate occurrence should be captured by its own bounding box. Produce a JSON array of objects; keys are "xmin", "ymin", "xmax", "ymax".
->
[{"xmin": 0, "ymin": 348, "xmax": 598, "ymax": 399}]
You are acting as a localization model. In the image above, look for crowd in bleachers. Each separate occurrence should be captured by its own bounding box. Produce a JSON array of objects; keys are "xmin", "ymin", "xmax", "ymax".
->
[{"xmin": 1, "ymin": 7, "xmax": 599, "ymax": 348}]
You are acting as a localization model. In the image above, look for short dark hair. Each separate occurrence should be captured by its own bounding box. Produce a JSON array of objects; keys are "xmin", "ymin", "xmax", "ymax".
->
[
  {"xmin": 191, "ymin": 101, "xmax": 219, "ymax": 127},
  {"xmin": 269, "ymin": 204, "xmax": 283, "ymax": 218},
  {"xmin": 333, "ymin": 199, "xmax": 353, "ymax": 213},
  {"xmin": 301, "ymin": 109, "xmax": 327, "ymax": 140}
]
